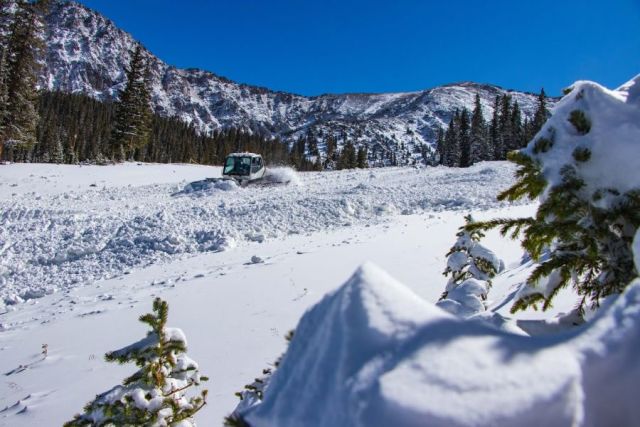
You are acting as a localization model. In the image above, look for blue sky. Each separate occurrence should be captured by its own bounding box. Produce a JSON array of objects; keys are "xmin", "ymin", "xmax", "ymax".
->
[{"xmin": 77, "ymin": 0, "xmax": 640, "ymax": 97}]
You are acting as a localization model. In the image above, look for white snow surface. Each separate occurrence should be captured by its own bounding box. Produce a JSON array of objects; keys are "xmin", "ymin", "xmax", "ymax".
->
[
  {"xmin": 0, "ymin": 161, "xmax": 587, "ymax": 427},
  {"xmin": 240, "ymin": 264, "xmax": 640, "ymax": 427},
  {"xmin": 0, "ymin": 161, "xmax": 519, "ymax": 306}
]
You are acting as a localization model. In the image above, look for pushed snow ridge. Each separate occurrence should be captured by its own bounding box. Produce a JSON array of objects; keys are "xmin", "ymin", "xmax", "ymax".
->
[
  {"xmin": 237, "ymin": 263, "xmax": 640, "ymax": 427},
  {"xmin": 0, "ymin": 162, "xmax": 518, "ymax": 305}
]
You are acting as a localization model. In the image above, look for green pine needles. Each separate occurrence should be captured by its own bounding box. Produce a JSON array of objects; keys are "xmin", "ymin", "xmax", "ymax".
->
[
  {"xmin": 466, "ymin": 105, "xmax": 640, "ymax": 315},
  {"xmin": 65, "ymin": 298, "xmax": 208, "ymax": 427}
]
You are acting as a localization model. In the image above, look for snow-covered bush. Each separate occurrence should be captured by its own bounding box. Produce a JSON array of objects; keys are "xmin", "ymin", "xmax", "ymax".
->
[
  {"xmin": 442, "ymin": 214, "xmax": 504, "ymax": 291},
  {"xmin": 468, "ymin": 75, "xmax": 640, "ymax": 314},
  {"xmin": 65, "ymin": 298, "xmax": 208, "ymax": 427},
  {"xmin": 438, "ymin": 215, "xmax": 503, "ymax": 317}
]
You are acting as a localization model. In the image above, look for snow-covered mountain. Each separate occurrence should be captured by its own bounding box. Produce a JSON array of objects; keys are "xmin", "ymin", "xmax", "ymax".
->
[{"xmin": 41, "ymin": 1, "xmax": 546, "ymax": 153}]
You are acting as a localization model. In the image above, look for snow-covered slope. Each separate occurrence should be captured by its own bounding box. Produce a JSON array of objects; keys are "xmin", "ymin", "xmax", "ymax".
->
[{"xmin": 39, "ymin": 1, "xmax": 546, "ymax": 154}]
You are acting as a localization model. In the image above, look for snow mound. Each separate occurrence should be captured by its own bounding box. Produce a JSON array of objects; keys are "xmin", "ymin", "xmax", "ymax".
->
[
  {"xmin": 0, "ymin": 162, "xmax": 519, "ymax": 305},
  {"xmin": 177, "ymin": 178, "xmax": 239, "ymax": 196},
  {"xmin": 263, "ymin": 167, "xmax": 301, "ymax": 186},
  {"xmin": 526, "ymin": 75, "xmax": 640, "ymax": 205},
  {"xmin": 237, "ymin": 263, "xmax": 640, "ymax": 427}
]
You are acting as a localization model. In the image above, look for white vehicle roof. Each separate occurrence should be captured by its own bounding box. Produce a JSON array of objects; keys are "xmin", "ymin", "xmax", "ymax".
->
[{"xmin": 225, "ymin": 152, "xmax": 262, "ymax": 158}]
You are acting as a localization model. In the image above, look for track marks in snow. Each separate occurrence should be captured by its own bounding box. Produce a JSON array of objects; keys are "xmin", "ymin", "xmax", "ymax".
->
[{"xmin": 1, "ymin": 162, "xmax": 519, "ymax": 305}]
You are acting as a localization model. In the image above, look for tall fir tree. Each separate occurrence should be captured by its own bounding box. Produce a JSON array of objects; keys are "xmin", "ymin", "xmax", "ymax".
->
[
  {"xmin": 1, "ymin": 0, "xmax": 49, "ymax": 160},
  {"xmin": 356, "ymin": 145, "xmax": 368, "ymax": 168},
  {"xmin": 531, "ymin": 87, "xmax": 548, "ymax": 138},
  {"xmin": 469, "ymin": 93, "xmax": 488, "ymax": 163},
  {"xmin": 496, "ymin": 94, "xmax": 512, "ymax": 160},
  {"xmin": 443, "ymin": 112, "xmax": 460, "ymax": 167},
  {"xmin": 0, "ymin": 0, "xmax": 12, "ymax": 144},
  {"xmin": 435, "ymin": 126, "xmax": 445, "ymax": 165},
  {"xmin": 458, "ymin": 108, "xmax": 471, "ymax": 167},
  {"xmin": 489, "ymin": 95, "xmax": 501, "ymax": 160},
  {"xmin": 509, "ymin": 100, "xmax": 523, "ymax": 152},
  {"xmin": 110, "ymin": 44, "xmax": 152, "ymax": 161}
]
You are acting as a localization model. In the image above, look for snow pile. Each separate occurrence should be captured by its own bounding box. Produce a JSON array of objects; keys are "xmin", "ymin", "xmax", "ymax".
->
[
  {"xmin": 0, "ymin": 162, "xmax": 519, "ymax": 305},
  {"xmin": 178, "ymin": 178, "xmax": 239, "ymax": 195},
  {"xmin": 437, "ymin": 278, "xmax": 489, "ymax": 318},
  {"xmin": 235, "ymin": 262, "xmax": 640, "ymax": 426},
  {"xmin": 263, "ymin": 167, "xmax": 301, "ymax": 186},
  {"xmin": 526, "ymin": 74, "xmax": 640, "ymax": 205}
]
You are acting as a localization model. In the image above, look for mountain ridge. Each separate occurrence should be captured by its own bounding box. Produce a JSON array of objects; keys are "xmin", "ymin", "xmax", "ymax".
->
[{"xmin": 38, "ymin": 0, "xmax": 551, "ymax": 159}]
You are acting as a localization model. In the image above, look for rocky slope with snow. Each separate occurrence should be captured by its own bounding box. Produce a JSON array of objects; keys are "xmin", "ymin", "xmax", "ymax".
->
[{"xmin": 39, "ymin": 1, "xmax": 547, "ymax": 156}]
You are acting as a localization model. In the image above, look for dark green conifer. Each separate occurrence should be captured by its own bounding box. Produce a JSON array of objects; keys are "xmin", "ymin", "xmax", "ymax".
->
[
  {"xmin": 110, "ymin": 44, "xmax": 152, "ymax": 161},
  {"xmin": 458, "ymin": 108, "xmax": 471, "ymax": 167},
  {"xmin": 469, "ymin": 93, "xmax": 488, "ymax": 163},
  {"xmin": 1, "ymin": 0, "xmax": 48, "ymax": 159}
]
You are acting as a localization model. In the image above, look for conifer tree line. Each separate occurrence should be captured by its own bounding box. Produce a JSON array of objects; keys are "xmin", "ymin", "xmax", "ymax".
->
[
  {"xmin": 0, "ymin": 0, "xmax": 49, "ymax": 159},
  {"xmin": 437, "ymin": 90, "xmax": 549, "ymax": 167}
]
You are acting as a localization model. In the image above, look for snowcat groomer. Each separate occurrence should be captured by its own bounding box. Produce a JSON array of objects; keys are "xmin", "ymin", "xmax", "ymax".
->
[{"xmin": 222, "ymin": 152, "xmax": 266, "ymax": 185}]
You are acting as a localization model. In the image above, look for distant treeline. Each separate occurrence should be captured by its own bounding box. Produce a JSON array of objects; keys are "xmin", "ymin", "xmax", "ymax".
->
[
  {"xmin": 436, "ymin": 91, "xmax": 549, "ymax": 167},
  {"xmin": 0, "ymin": 90, "xmax": 329, "ymax": 168}
]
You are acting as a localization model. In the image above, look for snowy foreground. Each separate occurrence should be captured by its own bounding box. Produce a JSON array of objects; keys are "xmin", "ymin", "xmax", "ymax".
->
[{"xmin": 0, "ymin": 161, "xmax": 633, "ymax": 426}]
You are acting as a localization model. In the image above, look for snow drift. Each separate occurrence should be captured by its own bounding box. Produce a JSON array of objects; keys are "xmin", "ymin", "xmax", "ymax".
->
[
  {"xmin": 0, "ymin": 162, "xmax": 518, "ymax": 306},
  {"xmin": 235, "ymin": 262, "xmax": 640, "ymax": 427}
]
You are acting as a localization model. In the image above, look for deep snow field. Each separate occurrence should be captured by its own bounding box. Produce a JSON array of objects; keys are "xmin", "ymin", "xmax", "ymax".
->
[{"xmin": 0, "ymin": 162, "xmax": 579, "ymax": 426}]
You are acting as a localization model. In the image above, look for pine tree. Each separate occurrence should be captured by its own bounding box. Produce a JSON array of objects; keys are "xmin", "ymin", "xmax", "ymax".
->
[
  {"xmin": 469, "ymin": 93, "xmax": 488, "ymax": 163},
  {"xmin": 1, "ymin": 0, "xmax": 48, "ymax": 159},
  {"xmin": 458, "ymin": 108, "xmax": 471, "ymax": 167},
  {"xmin": 443, "ymin": 112, "xmax": 460, "ymax": 166},
  {"xmin": 509, "ymin": 100, "xmax": 523, "ymax": 152},
  {"xmin": 489, "ymin": 95, "xmax": 500, "ymax": 160},
  {"xmin": 110, "ymin": 44, "xmax": 152, "ymax": 161},
  {"xmin": 65, "ymin": 298, "xmax": 208, "ymax": 426},
  {"xmin": 496, "ymin": 94, "xmax": 512, "ymax": 160},
  {"xmin": 337, "ymin": 141, "xmax": 356, "ymax": 170},
  {"xmin": 465, "ymin": 86, "xmax": 640, "ymax": 315},
  {"xmin": 356, "ymin": 146, "xmax": 368, "ymax": 168},
  {"xmin": 531, "ymin": 87, "xmax": 548, "ymax": 137},
  {"xmin": 0, "ymin": 1, "xmax": 15, "ymax": 141},
  {"xmin": 442, "ymin": 214, "xmax": 503, "ymax": 294},
  {"xmin": 435, "ymin": 126, "xmax": 445, "ymax": 165},
  {"xmin": 438, "ymin": 215, "xmax": 504, "ymax": 318}
]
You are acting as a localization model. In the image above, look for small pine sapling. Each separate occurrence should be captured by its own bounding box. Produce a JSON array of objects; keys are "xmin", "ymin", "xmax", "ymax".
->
[
  {"xmin": 441, "ymin": 214, "xmax": 503, "ymax": 299},
  {"xmin": 438, "ymin": 215, "xmax": 504, "ymax": 318},
  {"xmin": 65, "ymin": 298, "xmax": 208, "ymax": 427}
]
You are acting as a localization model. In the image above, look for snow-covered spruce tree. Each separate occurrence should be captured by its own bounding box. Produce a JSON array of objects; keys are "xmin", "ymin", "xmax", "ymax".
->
[
  {"xmin": 466, "ymin": 77, "xmax": 640, "ymax": 315},
  {"xmin": 442, "ymin": 215, "xmax": 504, "ymax": 293},
  {"xmin": 65, "ymin": 298, "xmax": 208, "ymax": 427}
]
